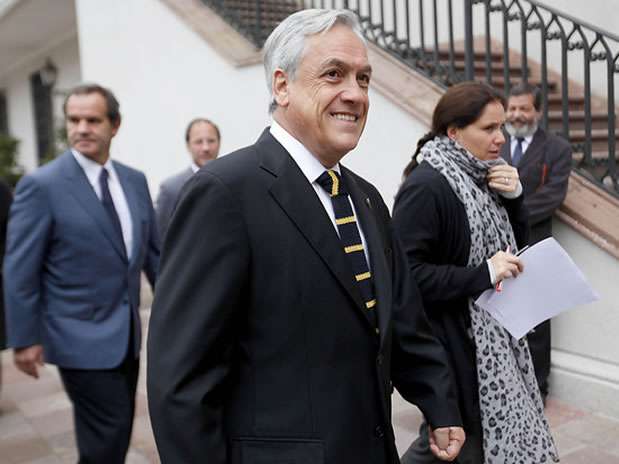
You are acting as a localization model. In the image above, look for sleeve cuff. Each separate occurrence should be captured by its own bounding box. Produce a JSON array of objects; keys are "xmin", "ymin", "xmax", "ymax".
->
[
  {"xmin": 500, "ymin": 180, "xmax": 523, "ymax": 199},
  {"xmin": 487, "ymin": 259, "xmax": 497, "ymax": 285}
]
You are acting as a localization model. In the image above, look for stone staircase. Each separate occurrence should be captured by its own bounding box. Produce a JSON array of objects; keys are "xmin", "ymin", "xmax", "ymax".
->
[{"xmin": 415, "ymin": 43, "xmax": 618, "ymax": 169}]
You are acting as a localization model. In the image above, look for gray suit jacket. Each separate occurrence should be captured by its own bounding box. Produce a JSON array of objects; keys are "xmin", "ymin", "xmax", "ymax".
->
[
  {"xmin": 155, "ymin": 167, "xmax": 194, "ymax": 241},
  {"xmin": 4, "ymin": 151, "xmax": 159, "ymax": 368},
  {"xmin": 500, "ymin": 128, "xmax": 571, "ymax": 243}
]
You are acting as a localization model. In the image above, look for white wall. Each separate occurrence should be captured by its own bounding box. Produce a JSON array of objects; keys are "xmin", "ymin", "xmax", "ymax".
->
[
  {"xmin": 1, "ymin": 35, "xmax": 80, "ymax": 171},
  {"xmin": 551, "ymin": 218, "xmax": 619, "ymax": 415},
  {"xmin": 75, "ymin": 0, "xmax": 270, "ymax": 196}
]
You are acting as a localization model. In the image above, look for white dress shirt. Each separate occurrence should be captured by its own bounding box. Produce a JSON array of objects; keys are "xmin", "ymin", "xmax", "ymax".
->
[
  {"xmin": 510, "ymin": 133, "xmax": 534, "ymax": 158},
  {"xmin": 72, "ymin": 149, "xmax": 133, "ymax": 259},
  {"xmin": 269, "ymin": 120, "xmax": 370, "ymax": 265}
]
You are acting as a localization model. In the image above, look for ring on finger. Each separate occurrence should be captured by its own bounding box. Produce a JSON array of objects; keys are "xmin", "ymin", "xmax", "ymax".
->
[{"xmin": 503, "ymin": 177, "xmax": 509, "ymax": 184}]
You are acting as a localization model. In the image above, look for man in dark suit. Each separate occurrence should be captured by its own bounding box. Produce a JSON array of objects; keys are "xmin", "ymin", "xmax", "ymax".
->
[
  {"xmin": 500, "ymin": 82, "xmax": 572, "ymax": 402},
  {"xmin": 155, "ymin": 118, "xmax": 221, "ymax": 240},
  {"xmin": 4, "ymin": 84, "xmax": 159, "ymax": 463},
  {"xmin": 147, "ymin": 9, "xmax": 464, "ymax": 464}
]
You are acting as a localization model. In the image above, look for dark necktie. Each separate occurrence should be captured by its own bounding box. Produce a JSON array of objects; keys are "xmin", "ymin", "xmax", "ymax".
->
[
  {"xmin": 99, "ymin": 167, "xmax": 126, "ymax": 256},
  {"xmin": 316, "ymin": 170, "xmax": 378, "ymax": 333},
  {"xmin": 512, "ymin": 137, "xmax": 525, "ymax": 166}
]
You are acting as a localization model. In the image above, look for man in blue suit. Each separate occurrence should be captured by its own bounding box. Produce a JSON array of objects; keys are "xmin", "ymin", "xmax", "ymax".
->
[{"xmin": 4, "ymin": 83, "xmax": 159, "ymax": 463}]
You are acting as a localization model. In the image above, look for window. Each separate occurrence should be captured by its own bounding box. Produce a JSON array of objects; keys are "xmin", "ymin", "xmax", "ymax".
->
[{"xmin": 30, "ymin": 72, "xmax": 54, "ymax": 164}]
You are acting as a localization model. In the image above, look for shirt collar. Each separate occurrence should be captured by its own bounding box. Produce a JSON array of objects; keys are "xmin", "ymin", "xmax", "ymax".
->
[
  {"xmin": 269, "ymin": 119, "xmax": 341, "ymax": 185},
  {"xmin": 190, "ymin": 161, "xmax": 201, "ymax": 173},
  {"xmin": 71, "ymin": 149, "xmax": 116, "ymax": 182},
  {"xmin": 512, "ymin": 133, "xmax": 534, "ymax": 145}
]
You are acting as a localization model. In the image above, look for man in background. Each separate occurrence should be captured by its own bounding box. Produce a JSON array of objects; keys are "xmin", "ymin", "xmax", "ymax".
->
[
  {"xmin": 501, "ymin": 82, "xmax": 572, "ymax": 403},
  {"xmin": 155, "ymin": 118, "xmax": 220, "ymax": 240},
  {"xmin": 4, "ymin": 83, "xmax": 159, "ymax": 463}
]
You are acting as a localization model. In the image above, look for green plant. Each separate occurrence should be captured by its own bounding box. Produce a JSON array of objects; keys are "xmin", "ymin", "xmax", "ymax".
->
[{"xmin": 0, "ymin": 133, "xmax": 23, "ymax": 187}]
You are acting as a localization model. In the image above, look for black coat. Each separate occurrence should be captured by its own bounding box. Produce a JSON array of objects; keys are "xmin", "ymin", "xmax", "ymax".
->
[
  {"xmin": 500, "ymin": 128, "xmax": 571, "ymax": 243},
  {"xmin": 392, "ymin": 162, "xmax": 528, "ymax": 462},
  {"xmin": 147, "ymin": 130, "xmax": 461, "ymax": 464},
  {"xmin": 0, "ymin": 179, "xmax": 12, "ymax": 350}
]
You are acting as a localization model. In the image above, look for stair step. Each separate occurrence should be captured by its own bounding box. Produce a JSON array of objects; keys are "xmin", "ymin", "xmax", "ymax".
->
[
  {"xmin": 546, "ymin": 94, "xmax": 586, "ymax": 111},
  {"xmin": 432, "ymin": 48, "xmax": 504, "ymax": 62},
  {"xmin": 487, "ymin": 77, "xmax": 558, "ymax": 91},
  {"xmin": 450, "ymin": 60, "xmax": 527, "ymax": 76},
  {"xmin": 547, "ymin": 111, "xmax": 616, "ymax": 130}
]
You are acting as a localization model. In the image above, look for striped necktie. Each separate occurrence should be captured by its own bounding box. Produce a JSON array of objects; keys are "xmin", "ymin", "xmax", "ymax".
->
[
  {"xmin": 316, "ymin": 170, "xmax": 379, "ymax": 333},
  {"xmin": 512, "ymin": 137, "xmax": 525, "ymax": 166}
]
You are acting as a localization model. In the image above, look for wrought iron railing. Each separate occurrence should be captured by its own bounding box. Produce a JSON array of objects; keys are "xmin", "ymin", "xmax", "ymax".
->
[{"xmin": 202, "ymin": 0, "xmax": 619, "ymax": 196}]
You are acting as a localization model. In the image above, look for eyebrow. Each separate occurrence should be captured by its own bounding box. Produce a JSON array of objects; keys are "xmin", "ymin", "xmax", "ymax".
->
[{"xmin": 319, "ymin": 58, "xmax": 372, "ymax": 75}]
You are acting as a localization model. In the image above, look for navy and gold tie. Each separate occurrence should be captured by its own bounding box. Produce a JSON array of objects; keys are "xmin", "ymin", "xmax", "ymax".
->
[
  {"xmin": 316, "ymin": 170, "xmax": 378, "ymax": 333},
  {"xmin": 512, "ymin": 137, "xmax": 525, "ymax": 166},
  {"xmin": 99, "ymin": 167, "xmax": 126, "ymax": 258}
]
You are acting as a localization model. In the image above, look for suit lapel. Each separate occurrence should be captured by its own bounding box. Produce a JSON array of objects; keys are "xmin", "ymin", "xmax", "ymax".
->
[
  {"xmin": 343, "ymin": 168, "xmax": 392, "ymax": 346},
  {"xmin": 518, "ymin": 128, "xmax": 546, "ymax": 171},
  {"xmin": 258, "ymin": 131, "xmax": 367, "ymax": 315},
  {"xmin": 500, "ymin": 135, "xmax": 511, "ymax": 164},
  {"xmin": 114, "ymin": 162, "xmax": 141, "ymax": 265},
  {"xmin": 63, "ymin": 152, "xmax": 128, "ymax": 263}
]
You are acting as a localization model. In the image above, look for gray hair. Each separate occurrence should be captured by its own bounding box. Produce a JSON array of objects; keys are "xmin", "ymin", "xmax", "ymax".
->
[{"xmin": 263, "ymin": 9, "xmax": 365, "ymax": 114}]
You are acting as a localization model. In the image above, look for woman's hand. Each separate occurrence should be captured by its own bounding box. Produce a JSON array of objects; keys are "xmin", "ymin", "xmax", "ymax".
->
[
  {"xmin": 487, "ymin": 165, "xmax": 519, "ymax": 194},
  {"xmin": 489, "ymin": 249, "xmax": 524, "ymax": 282}
]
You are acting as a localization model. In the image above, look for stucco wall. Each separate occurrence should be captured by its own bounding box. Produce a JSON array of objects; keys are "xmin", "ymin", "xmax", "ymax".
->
[{"xmin": 1, "ymin": 36, "xmax": 80, "ymax": 171}]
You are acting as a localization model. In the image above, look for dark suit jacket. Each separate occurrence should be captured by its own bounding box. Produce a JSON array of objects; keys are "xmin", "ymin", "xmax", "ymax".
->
[
  {"xmin": 392, "ymin": 162, "xmax": 529, "ymax": 463},
  {"xmin": 500, "ymin": 128, "xmax": 571, "ymax": 243},
  {"xmin": 147, "ymin": 129, "xmax": 461, "ymax": 464},
  {"xmin": 155, "ymin": 166, "xmax": 194, "ymax": 241},
  {"xmin": 4, "ymin": 151, "xmax": 159, "ymax": 368},
  {"xmin": 0, "ymin": 179, "xmax": 12, "ymax": 350}
]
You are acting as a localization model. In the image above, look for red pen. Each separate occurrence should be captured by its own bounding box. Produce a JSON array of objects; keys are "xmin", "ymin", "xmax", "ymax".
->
[{"xmin": 495, "ymin": 245, "xmax": 510, "ymax": 292}]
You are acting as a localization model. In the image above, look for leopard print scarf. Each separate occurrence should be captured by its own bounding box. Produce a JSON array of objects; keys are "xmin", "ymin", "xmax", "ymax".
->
[{"xmin": 421, "ymin": 136, "xmax": 559, "ymax": 463}]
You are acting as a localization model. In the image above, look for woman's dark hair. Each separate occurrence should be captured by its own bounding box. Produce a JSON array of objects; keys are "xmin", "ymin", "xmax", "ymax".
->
[{"xmin": 403, "ymin": 81, "xmax": 506, "ymax": 176}]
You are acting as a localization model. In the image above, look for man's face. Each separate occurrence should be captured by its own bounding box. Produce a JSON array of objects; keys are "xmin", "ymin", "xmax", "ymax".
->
[
  {"xmin": 505, "ymin": 93, "xmax": 539, "ymax": 138},
  {"xmin": 273, "ymin": 24, "xmax": 371, "ymax": 167},
  {"xmin": 66, "ymin": 93, "xmax": 119, "ymax": 165},
  {"xmin": 187, "ymin": 121, "xmax": 220, "ymax": 167}
]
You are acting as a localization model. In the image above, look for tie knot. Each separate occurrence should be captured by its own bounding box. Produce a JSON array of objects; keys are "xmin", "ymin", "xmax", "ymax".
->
[
  {"xmin": 316, "ymin": 170, "xmax": 346, "ymax": 197},
  {"xmin": 100, "ymin": 167, "xmax": 109, "ymax": 182},
  {"xmin": 516, "ymin": 137, "xmax": 525, "ymax": 144}
]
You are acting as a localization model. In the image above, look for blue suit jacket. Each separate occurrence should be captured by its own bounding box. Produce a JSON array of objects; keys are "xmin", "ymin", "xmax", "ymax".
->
[{"xmin": 4, "ymin": 151, "xmax": 159, "ymax": 369}]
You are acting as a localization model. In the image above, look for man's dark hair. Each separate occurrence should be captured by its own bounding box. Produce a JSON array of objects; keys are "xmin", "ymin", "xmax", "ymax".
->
[
  {"xmin": 185, "ymin": 118, "xmax": 221, "ymax": 143},
  {"xmin": 509, "ymin": 82, "xmax": 542, "ymax": 111},
  {"xmin": 63, "ymin": 83, "xmax": 121, "ymax": 125}
]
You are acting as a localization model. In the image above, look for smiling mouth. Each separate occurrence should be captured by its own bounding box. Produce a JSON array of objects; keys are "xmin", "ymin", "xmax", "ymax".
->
[{"xmin": 331, "ymin": 112, "xmax": 358, "ymax": 122}]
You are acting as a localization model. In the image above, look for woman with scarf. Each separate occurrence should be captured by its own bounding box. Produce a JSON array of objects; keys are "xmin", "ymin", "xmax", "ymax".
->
[{"xmin": 393, "ymin": 82, "xmax": 558, "ymax": 464}]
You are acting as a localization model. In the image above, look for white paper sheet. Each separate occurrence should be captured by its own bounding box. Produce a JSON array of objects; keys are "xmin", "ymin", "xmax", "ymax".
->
[{"xmin": 474, "ymin": 237, "xmax": 599, "ymax": 339}]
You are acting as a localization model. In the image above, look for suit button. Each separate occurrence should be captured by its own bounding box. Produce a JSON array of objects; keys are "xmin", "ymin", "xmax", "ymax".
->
[
  {"xmin": 375, "ymin": 425, "xmax": 384, "ymax": 438},
  {"xmin": 376, "ymin": 354, "xmax": 383, "ymax": 366}
]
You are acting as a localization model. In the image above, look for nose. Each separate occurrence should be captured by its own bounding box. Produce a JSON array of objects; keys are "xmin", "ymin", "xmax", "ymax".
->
[
  {"xmin": 76, "ymin": 120, "xmax": 89, "ymax": 133},
  {"xmin": 341, "ymin": 77, "xmax": 367, "ymax": 105},
  {"xmin": 495, "ymin": 129, "xmax": 506, "ymax": 145}
]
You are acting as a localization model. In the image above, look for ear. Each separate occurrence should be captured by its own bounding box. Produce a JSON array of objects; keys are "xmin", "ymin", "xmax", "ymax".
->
[
  {"xmin": 111, "ymin": 118, "xmax": 121, "ymax": 137},
  {"xmin": 446, "ymin": 126, "xmax": 458, "ymax": 141},
  {"xmin": 272, "ymin": 68, "xmax": 290, "ymax": 108}
]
